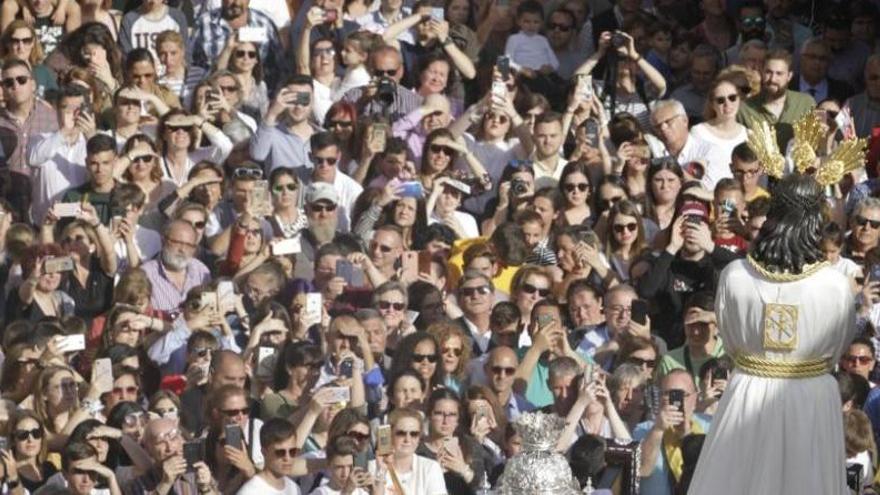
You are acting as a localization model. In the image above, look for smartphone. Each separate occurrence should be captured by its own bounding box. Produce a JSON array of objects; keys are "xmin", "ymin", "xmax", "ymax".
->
[
  {"xmin": 583, "ymin": 118, "xmax": 600, "ymax": 148},
  {"xmin": 376, "ymin": 425, "xmax": 393, "ymax": 455},
  {"xmin": 325, "ymin": 386, "xmax": 351, "ymax": 404},
  {"xmin": 537, "ymin": 313, "xmax": 553, "ymax": 328},
  {"xmin": 94, "ymin": 357, "xmax": 113, "ymax": 393},
  {"xmin": 576, "ymin": 74, "xmax": 593, "ymax": 100},
  {"xmin": 430, "ymin": 7, "xmax": 444, "ymax": 21},
  {"xmin": 354, "ymin": 451, "xmax": 369, "ymax": 470},
  {"xmin": 57, "ymin": 334, "xmax": 86, "ymax": 353},
  {"xmin": 491, "ymin": 80, "xmax": 507, "ymax": 99},
  {"xmin": 44, "ymin": 256, "xmax": 75, "ymax": 274},
  {"xmin": 631, "ymin": 299, "xmax": 649, "ymax": 326},
  {"xmin": 248, "ymin": 180, "xmax": 272, "ymax": 217},
  {"xmin": 397, "ymin": 181, "xmax": 424, "ymax": 198},
  {"xmin": 401, "ymin": 251, "xmax": 419, "ymax": 280},
  {"xmin": 583, "ymin": 362, "xmax": 594, "ymax": 386},
  {"xmin": 496, "ymin": 55, "xmax": 510, "ymax": 80},
  {"xmin": 200, "ymin": 292, "xmax": 219, "ymax": 314},
  {"xmin": 0, "ymin": 437, "xmax": 8, "ymax": 451},
  {"xmin": 271, "ymin": 237, "xmax": 302, "ymax": 255},
  {"xmin": 184, "ymin": 440, "xmax": 203, "ymax": 471},
  {"xmin": 238, "ymin": 26, "xmax": 268, "ymax": 43},
  {"xmin": 417, "ymin": 250, "xmax": 432, "ymax": 275},
  {"xmin": 719, "ymin": 198, "xmax": 737, "ymax": 215},
  {"xmin": 335, "ymin": 258, "xmax": 355, "ymax": 284},
  {"xmin": 224, "ymin": 424, "xmax": 243, "ymax": 449},
  {"xmin": 258, "ymin": 346, "xmax": 276, "ymax": 366},
  {"xmin": 295, "ymin": 92, "xmax": 311, "ymax": 106},
  {"xmin": 218, "ymin": 280, "xmax": 235, "ymax": 303},
  {"xmin": 711, "ymin": 367, "xmax": 728, "ymax": 383},
  {"xmin": 667, "ymin": 389, "xmax": 685, "ymax": 413},
  {"xmin": 847, "ymin": 463, "xmax": 863, "ymax": 493},
  {"xmin": 442, "ymin": 436, "xmax": 460, "ymax": 454},
  {"xmin": 370, "ymin": 123, "xmax": 388, "ymax": 151},
  {"xmin": 53, "ymin": 202, "xmax": 82, "ymax": 218},
  {"xmin": 339, "ymin": 358, "xmax": 354, "ymax": 378},
  {"xmin": 870, "ymin": 264, "xmax": 880, "ymax": 283}
]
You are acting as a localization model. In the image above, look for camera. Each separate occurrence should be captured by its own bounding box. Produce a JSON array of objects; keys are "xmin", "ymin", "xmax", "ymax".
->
[
  {"xmin": 376, "ymin": 77, "xmax": 396, "ymax": 104},
  {"xmin": 510, "ymin": 178, "xmax": 529, "ymax": 196},
  {"xmin": 611, "ymin": 31, "xmax": 627, "ymax": 48}
]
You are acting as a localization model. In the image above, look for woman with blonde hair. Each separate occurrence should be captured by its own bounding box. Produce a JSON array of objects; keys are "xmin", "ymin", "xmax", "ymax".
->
[
  {"xmin": 844, "ymin": 409, "xmax": 876, "ymax": 490},
  {"xmin": 0, "ymin": 20, "xmax": 55, "ymax": 93},
  {"xmin": 426, "ymin": 321, "xmax": 472, "ymax": 394}
]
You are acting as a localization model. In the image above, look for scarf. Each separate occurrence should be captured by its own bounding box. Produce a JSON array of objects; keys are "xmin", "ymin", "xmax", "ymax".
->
[{"xmin": 662, "ymin": 417, "xmax": 705, "ymax": 482}]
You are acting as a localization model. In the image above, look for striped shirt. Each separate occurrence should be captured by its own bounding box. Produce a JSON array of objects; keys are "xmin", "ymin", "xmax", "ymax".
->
[
  {"xmin": 140, "ymin": 257, "xmax": 212, "ymax": 313},
  {"xmin": 341, "ymin": 83, "xmax": 422, "ymax": 122}
]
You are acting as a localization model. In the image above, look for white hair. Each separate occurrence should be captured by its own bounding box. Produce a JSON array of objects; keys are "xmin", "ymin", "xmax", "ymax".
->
[{"xmin": 651, "ymin": 99, "xmax": 687, "ymax": 119}]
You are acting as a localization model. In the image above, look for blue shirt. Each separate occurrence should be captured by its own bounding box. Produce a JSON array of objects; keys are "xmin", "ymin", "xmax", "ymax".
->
[
  {"xmin": 633, "ymin": 414, "xmax": 712, "ymax": 495},
  {"xmin": 249, "ymin": 123, "xmax": 312, "ymax": 173}
]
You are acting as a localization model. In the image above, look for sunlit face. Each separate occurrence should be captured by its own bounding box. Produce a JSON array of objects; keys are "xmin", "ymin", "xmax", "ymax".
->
[
  {"xmin": 516, "ymin": 274, "xmax": 551, "ymax": 319},
  {"xmin": 548, "ymin": 372, "xmax": 578, "ymax": 411},
  {"xmin": 157, "ymin": 41, "xmax": 184, "ymax": 72},
  {"xmin": 651, "ymin": 169, "xmax": 682, "ymax": 205},
  {"xmin": 129, "ymin": 60, "xmax": 157, "ymax": 89},
  {"xmin": 231, "ymin": 42, "xmax": 258, "ymax": 74},
  {"xmin": 611, "ymin": 213, "xmax": 639, "ymax": 248},
  {"xmin": 311, "ymin": 40, "xmax": 336, "ymax": 76},
  {"xmin": 392, "ymin": 375, "xmax": 423, "ymax": 409},
  {"xmin": 8, "ymin": 28, "xmax": 34, "ymax": 60},
  {"xmin": 651, "ymin": 107, "xmax": 688, "ymax": 149},
  {"xmin": 376, "ymin": 288, "xmax": 406, "ymax": 329},
  {"xmin": 562, "ymin": 172, "xmax": 590, "ymax": 207},
  {"xmin": 65, "ymin": 457, "xmax": 97, "ymax": 495},
  {"xmin": 271, "ymin": 173, "xmax": 299, "ymax": 208},
  {"xmin": 466, "ymin": 255, "xmax": 495, "ymax": 279},
  {"xmin": 853, "ymin": 207, "xmax": 880, "ymax": 248},
  {"xmin": 842, "ymin": 343, "xmax": 875, "ymax": 380},
  {"xmin": 710, "ymin": 81, "xmax": 740, "ymax": 119},
  {"xmin": 393, "ymin": 197, "xmax": 417, "ymax": 227},
  {"xmin": 391, "ymin": 417, "xmax": 421, "ymax": 457},
  {"xmin": 534, "ymin": 120, "xmax": 563, "ymax": 158},
  {"xmin": 569, "ymin": 288, "xmax": 602, "ymax": 328},
  {"xmin": 761, "ymin": 59, "xmax": 792, "ymax": 98},
  {"xmin": 420, "ymin": 60, "xmax": 450, "ymax": 95},
  {"xmin": 613, "ymin": 379, "xmax": 645, "ymax": 418},
  {"xmin": 411, "ymin": 339, "xmax": 437, "ymax": 383},
  {"xmin": 370, "ymin": 230, "xmax": 403, "ymax": 271},
  {"xmin": 13, "ymin": 417, "xmax": 42, "ymax": 459},
  {"xmin": 482, "ymin": 112, "xmax": 510, "ymax": 139},
  {"xmin": 458, "ymin": 276, "xmax": 493, "ymax": 316},
  {"xmin": 604, "ymin": 289, "xmax": 635, "ymax": 335},
  {"xmin": 62, "ymin": 226, "xmax": 94, "ymax": 264},
  {"xmin": 440, "ymin": 335, "xmax": 463, "ymax": 374},
  {"xmin": 430, "ymin": 398, "xmax": 459, "ymax": 438},
  {"xmin": 266, "ymin": 435, "xmax": 299, "ymax": 478},
  {"xmin": 285, "ymin": 83, "xmax": 313, "ymax": 123},
  {"xmin": 107, "ymin": 374, "xmax": 139, "ymax": 411},
  {"xmin": 45, "ymin": 370, "xmax": 77, "ymax": 411},
  {"xmin": 325, "ymin": 110, "xmax": 354, "ymax": 142},
  {"xmin": 216, "ymin": 75, "xmax": 241, "ymax": 107}
]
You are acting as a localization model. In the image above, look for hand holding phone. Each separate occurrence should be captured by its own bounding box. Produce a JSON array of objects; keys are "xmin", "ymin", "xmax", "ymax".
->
[{"xmin": 224, "ymin": 424, "xmax": 243, "ymax": 450}]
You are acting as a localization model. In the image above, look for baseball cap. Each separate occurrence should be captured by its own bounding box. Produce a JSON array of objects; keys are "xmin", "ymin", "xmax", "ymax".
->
[
  {"xmin": 678, "ymin": 200, "xmax": 709, "ymax": 220},
  {"xmin": 305, "ymin": 182, "xmax": 339, "ymax": 205}
]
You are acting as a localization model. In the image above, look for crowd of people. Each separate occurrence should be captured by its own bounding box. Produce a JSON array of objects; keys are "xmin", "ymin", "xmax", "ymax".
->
[{"xmin": 0, "ymin": 0, "xmax": 876, "ymax": 493}]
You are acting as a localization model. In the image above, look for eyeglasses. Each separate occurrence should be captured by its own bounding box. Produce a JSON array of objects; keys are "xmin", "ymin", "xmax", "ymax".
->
[
  {"xmin": 9, "ymin": 36, "xmax": 33, "ymax": 45},
  {"xmin": 234, "ymin": 49, "xmax": 258, "ymax": 59},
  {"xmin": 327, "ymin": 120, "xmax": 353, "ymax": 129},
  {"xmin": 221, "ymin": 407, "xmax": 250, "ymax": 417},
  {"xmin": 564, "ymin": 182, "xmax": 589, "ymax": 193},
  {"xmin": 124, "ymin": 412, "xmax": 147, "ymax": 427},
  {"xmin": 244, "ymin": 227, "xmax": 262, "ymax": 236},
  {"xmin": 71, "ymin": 468, "xmax": 97, "ymax": 479},
  {"xmin": 13, "ymin": 428, "xmax": 43, "ymax": 441},
  {"xmin": 613, "ymin": 223, "xmax": 638, "ymax": 234},
  {"xmin": 131, "ymin": 154, "xmax": 154, "ymax": 164},
  {"xmin": 1, "ymin": 75, "xmax": 29, "ymax": 88},
  {"xmin": 156, "ymin": 428, "xmax": 181, "ymax": 444},
  {"xmin": 608, "ymin": 305, "xmax": 632, "ymax": 315},
  {"xmin": 154, "ymin": 407, "xmax": 178, "ymax": 418},
  {"xmin": 599, "ymin": 196, "xmax": 624, "ymax": 210},
  {"xmin": 313, "ymin": 156, "xmax": 338, "ymax": 166},
  {"xmin": 112, "ymin": 386, "xmax": 138, "ymax": 396},
  {"xmin": 442, "ymin": 347, "xmax": 463, "ymax": 356},
  {"xmin": 185, "ymin": 219, "xmax": 207, "ymax": 230},
  {"xmin": 347, "ymin": 431, "xmax": 370, "ymax": 441},
  {"xmin": 313, "ymin": 47, "xmax": 336, "ymax": 57},
  {"xmin": 309, "ymin": 203, "xmax": 337, "ymax": 213},
  {"xmin": 844, "ymin": 355, "xmax": 874, "ymax": 365},
  {"xmin": 394, "ymin": 430, "xmax": 421, "ymax": 438},
  {"xmin": 491, "ymin": 365, "xmax": 516, "ymax": 376},
  {"xmin": 219, "ymin": 84, "xmax": 238, "ymax": 93},
  {"xmin": 193, "ymin": 347, "xmax": 213, "ymax": 358},
  {"xmin": 430, "ymin": 144, "xmax": 455, "ymax": 156},
  {"xmin": 741, "ymin": 16, "xmax": 764, "ymax": 26},
  {"xmin": 269, "ymin": 446, "xmax": 299, "ymax": 459},
  {"xmin": 378, "ymin": 300, "xmax": 406, "ymax": 311},
  {"xmin": 374, "ymin": 69, "xmax": 398, "ymax": 77},
  {"xmin": 521, "ymin": 283, "xmax": 550, "ymax": 297},
  {"xmin": 412, "ymin": 353, "xmax": 438, "ymax": 363},
  {"xmin": 233, "ymin": 167, "xmax": 263, "ymax": 179},
  {"xmin": 460, "ymin": 285, "xmax": 491, "ymax": 297},
  {"xmin": 167, "ymin": 125, "xmax": 192, "ymax": 133},
  {"xmin": 272, "ymin": 183, "xmax": 297, "ymax": 193},
  {"xmin": 713, "ymin": 94, "xmax": 738, "ymax": 105},
  {"xmin": 626, "ymin": 356, "xmax": 657, "ymax": 368},
  {"xmin": 547, "ymin": 22, "xmax": 572, "ymax": 32},
  {"xmin": 855, "ymin": 216, "xmax": 880, "ymax": 229},
  {"xmin": 63, "ymin": 234, "xmax": 89, "ymax": 244}
]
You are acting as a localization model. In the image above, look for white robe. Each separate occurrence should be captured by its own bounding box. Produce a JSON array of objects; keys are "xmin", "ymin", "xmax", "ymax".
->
[{"xmin": 689, "ymin": 259, "xmax": 856, "ymax": 495}]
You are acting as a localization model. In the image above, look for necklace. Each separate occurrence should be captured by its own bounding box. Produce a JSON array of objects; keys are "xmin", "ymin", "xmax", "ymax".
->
[{"xmin": 746, "ymin": 254, "xmax": 828, "ymax": 282}]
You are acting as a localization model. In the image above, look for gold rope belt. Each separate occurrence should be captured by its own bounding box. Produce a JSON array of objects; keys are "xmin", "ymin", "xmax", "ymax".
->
[{"xmin": 734, "ymin": 354, "xmax": 831, "ymax": 378}]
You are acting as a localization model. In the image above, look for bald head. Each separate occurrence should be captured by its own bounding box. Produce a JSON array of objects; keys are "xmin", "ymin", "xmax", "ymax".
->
[
  {"xmin": 210, "ymin": 350, "xmax": 247, "ymax": 390},
  {"xmin": 488, "ymin": 345, "xmax": 518, "ymax": 366}
]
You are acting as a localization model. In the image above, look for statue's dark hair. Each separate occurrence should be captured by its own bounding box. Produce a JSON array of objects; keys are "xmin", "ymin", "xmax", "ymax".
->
[{"xmin": 749, "ymin": 174, "xmax": 825, "ymax": 273}]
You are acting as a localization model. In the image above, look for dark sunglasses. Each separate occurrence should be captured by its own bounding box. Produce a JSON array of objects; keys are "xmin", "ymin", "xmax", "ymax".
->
[
  {"xmin": 13, "ymin": 428, "xmax": 43, "ymax": 441},
  {"xmin": 373, "ymin": 69, "xmax": 397, "ymax": 77},
  {"xmin": 63, "ymin": 234, "xmax": 89, "ymax": 244},
  {"xmin": 131, "ymin": 154, "xmax": 154, "ymax": 164},
  {"xmin": 713, "ymin": 94, "xmax": 738, "ymax": 105},
  {"xmin": 309, "ymin": 203, "xmax": 337, "ymax": 213},
  {"xmin": 313, "ymin": 156, "xmax": 337, "ymax": 166},
  {"xmin": 613, "ymin": 223, "xmax": 638, "ymax": 234},
  {"xmin": 233, "ymin": 167, "xmax": 263, "ymax": 179},
  {"xmin": 71, "ymin": 468, "xmax": 97, "ymax": 479},
  {"xmin": 188, "ymin": 220, "xmax": 207, "ymax": 229},
  {"xmin": 273, "ymin": 447, "xmax": 299, "ymax": 458},
  {"xmin": 412, "ymin": 353, "xmax": 438, "ymax": 363},
  {"xmin": 222, "ymin": 407, "xmax": 250, "ymax": 417},
  {"xmin": 491, "ymin": 365, "xmax": 516, "ymax": 376},
  {"xmin": 600, "ymin": 196, "xmax": 624, "ymax": 210},
  {"xmin": 9, "ymin": 36, "xmax": 33, "ymax": 45},
  {"xmin": 234, "ymin": 49, "xmax": 258, "ymax": 59},
  {"xmin": 844, "ymin": 355, "xmax": 874, "ymax": 365},
  {"xmin": 193, "ymin": 347, "xmax": 214, "ymax": 357},
  {"xmin": 112, "ymin": 386, "xmax": 138, "ymax": 395},
  {"xmin": 394, "ymin": 430, "xmax": 421, "ymax": 438},
  {"xmin": 442, "ymin": 347, "xmax": 463, "ymax": 356},
  {"xmin": 547, "ymin": 22, "xmax": 572, "ymax": 31},
  {"xmin": 741, "ymin": 16, "xmax": 764, "ymax": 26},
  {"xmin": 430, "ymin": 144, "xmax": 455, "ymax": 156},
  {"xmin": 521, "ymin": 283, "xmax": 550, "ymax": 297},
  {"xmin": 371, "ymin": 242, "xmax": 393, "ymax": 253},
  {"xmin": 219, "ymin": 84, "xmax": 238, "ymax": 93},
  {"xmin": 166, "ymin": 124, "xmax": 192, "ymax": 132},
  {"xmin": 327, "ymin": 120, "xmax": 353, "ymax": 129},
  {"xmin": 272, "ymin": 184, "xmax": 297, "ymax": 193},
  {"xmin": 460, "ymin": 285, "xmax": 491, "ymax": 297},
  {"xmin": 564, "ymin": 182, "xmax": 589, "ymax": 193},
  {"xmin": 855, "ymin": 216, "xmax": 880, "ymax": 229},
  {"xmin": 347, "ymin": 431, "xmax": 371, "ymax": 441},
  {"xmin": 378, "ymin": 301, "xmax": 406, "ymax": 311},
  {"xmin": 626, "ymin": 356, "xmax": 657, "ymax": 368},
  {"xmin": 2, "ymin": 75, "xmax": 28, "ymax": 88}
]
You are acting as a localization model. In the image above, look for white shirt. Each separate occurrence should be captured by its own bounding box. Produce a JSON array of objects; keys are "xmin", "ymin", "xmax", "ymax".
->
[
  {"xmin": 428, "ymin": 210, "xmax": 479, "ymax": 239},
  {"xmin": 688, "ymin": 123, "xmax": 747, "ymax": 190},
  {"xmin": 334, "ymin": 66, "xmax": 371, "ymax": 102},
  {"xmin": 237, "ymin": 473, "xmax": 301, "ymax": 495},
  {"xmin": 356, "ymin": 8, "xmax": 414, "ymax": 44},
  {"xmin": 27, "ymin": 131, "xmax": 88, "ymax": 224},
  {"xmin": 504, "ymin": 32, "xmax": 559, "ymax": 71},
  {"xmin": 114, "ymin": 224, "xmax": 163, "ymax": 274},
  {"xmin": 369, "ymin": 455, "xmax": 447, "ymax": 495},
  {"xmin": 459, "ymin": 133, "xmax": 522, "ymax": 213},
  {"xmin": 309, "ymin": 480, "xmax": 369, "ymax": 495}
]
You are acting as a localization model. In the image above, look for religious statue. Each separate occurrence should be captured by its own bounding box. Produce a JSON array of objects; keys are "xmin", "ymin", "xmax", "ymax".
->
[{"xmin": 497, "ymin": 412, "xmax": 582, "ymax": 495}]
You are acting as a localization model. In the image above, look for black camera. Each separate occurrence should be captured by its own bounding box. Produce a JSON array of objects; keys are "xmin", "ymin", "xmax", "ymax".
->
[
  {"xmin": 846, "ymin": 464, "xmax": 862, "ymax": 493},
  {"xmin": 510, "ymin": 178, "xmax": 529, "ymax": 196},
  {"xmin": 376, "ymin": 77, "xmax": 396, "ymax": 104},
  {"xmin": 611, "ymin": 31, "xmax": 627, "ymax": 48}
]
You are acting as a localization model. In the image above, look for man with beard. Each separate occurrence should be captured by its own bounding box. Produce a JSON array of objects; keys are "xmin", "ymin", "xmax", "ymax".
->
[
  {"xmin": 190, "ymin": 0, "xmax": 285, "ymax": 88},
  {"xmin": 293, "ymin": 183, "xmax": 345, "ymax": 280},
  {"xmin": 141, "ymin": 220, "xmax": 212, "ymax": 312},
  {"xmin": 547, "ymin": 8, "xmax": 586, "ymax": 80},
  {"xmin": 737, "ymin": 49, "xmax": 815, "ymax": 151},
  {"xmin": 724, "ymin": 1, "xmax": 770, "ymax": 65}
]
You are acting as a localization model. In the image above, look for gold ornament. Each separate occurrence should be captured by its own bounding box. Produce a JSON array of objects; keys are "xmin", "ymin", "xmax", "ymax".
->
[
  {"xmin": 790, "ymin": 112, "xmax": 824, "ymax": 173},
  {"xmin": 746, "ymin": 120, "xmax": 785, "ymax": 179},
  {"xmin": 814, "ymin": 138, "xmax": 868, "ymax": 187}
]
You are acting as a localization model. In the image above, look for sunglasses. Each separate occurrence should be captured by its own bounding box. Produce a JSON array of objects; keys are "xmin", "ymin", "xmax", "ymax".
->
[
  {"xmin": 9, "ymin": 36, "xmax": 33, "ymax": 45},
  {"xmin": 112, "ymin": 386, "xmax": 138, "ymax": 396},
  {"xmin": 460, "ymin": 285, "xmax": 491, "ymax": 297},
  {"xmin": 378, "ymin": 300, "xmax": 406, "ymax": 311},
  {"xmin": 347, "ymin": 431, "xmax": 371, "ymax": 441},
  {"xmin": 167, "ymin": 124, "xmax": 192, "ymax": 133},
  {"xmin": 371, "ymin": 242, "xmax": 393, "ymax": 253},
  {"xmin": 547, "ymin": 22, "xmax": 572, "ymax": 32},
  {"xmin": 564, "ymin": 182, "xmax": 589, "ymax": 193},
  {"xmin": 309, "ymin": 203, "xmax": 337, "ymax": 213},
  {"xmin": 219, "ymin": 84, "xmax": 238, "ymax": 93},
  {"xmin": 71, "ymin": 468, "xmax": 97, "ymax": 479},
  {"xmin": 430, "ymin": 144, "xmax": 455, "ymax": 156},
  {"xmin": 713, "ymin": 94, "xmax": 738, "ymax": 105},
  {"xmin": 374, "ymin": 69, "xmax": 397, "ymax": 77},
  {"xmin": 313, "ymin": 47, "xmax": 335, "ymax": 57},
  {"xmin": 491, "ymin": 365, "xmax": 516, "ymax": 376},
  {"xmin": 741, "ymin": 16, "xmax": 764, "ymax": 26},
  {"xmin": 234, "ymin": 49, "xmax": 258, "ymax": 59},
  {"xmin": 600, "ymin": 196, "xmax": 624, "ymax": 210},
  {"xmin": 154, "ymin": 407, "xmax": 178, "ymax": 418},
  {"xmin": 394, "ymin": 430, "xmax": 421, "ymax": 438},
  {"xmin": 412, "ymin": 353, "xmax": 438, "ymax": 363},
  {"xmin": 613, "ymin": 222, "xmax": 638, "ymax": 234},
  {"xmin": 626, "ymin": 356, "xmax": 657, "ymax": 368},
  {"xmin": 63, "ymin": 234, "xmax": 89, "ymax": 244},
  {"xmin": 442, "ymin": 347, "xmax": 463, "ymax": 356},
  {"xmin": 855, "ymin": 216, "xmax": 880, "ymax": 229},
  {"xmin": 13, "ymin": 428, "xmax": 42, "ymax": 441},
  {"xmin": 313, "ymin": 156, "xmax": 337, "ymax": 166},
  {"xmin": 221, "ymin": 407, "xmax": 250, "ymax": 417},
  {"xmin": 131, "ymin": 155, "xmax": 154, "ymax": 164},
  {"xmin": 272, "ymin": 183, "xmax": 297, "ymax": 193},
  {"xmin": 244, "ymin": 228, "xmax": 262, "ymax": 236},
  {"xmin": 273, "ymin": 447, "xmax": 299, "ymax": 458},
  {"xmin": 233, "ymin": 167, "xmax": 263, "ymax": 179},
  {"xmin": 844, "ymin": 355, "xmax": 874, "ymax": 365},
  {"xmin": 521, "ymin": 283, "xmax": 550, "ymax": 297},
  {"xmin": 327, "ymin": 120, "xmax": 353, "ymax": 129},
  {"xmin": 1, "ymin": 75, "xmax": 28, "ymax": 88}
]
